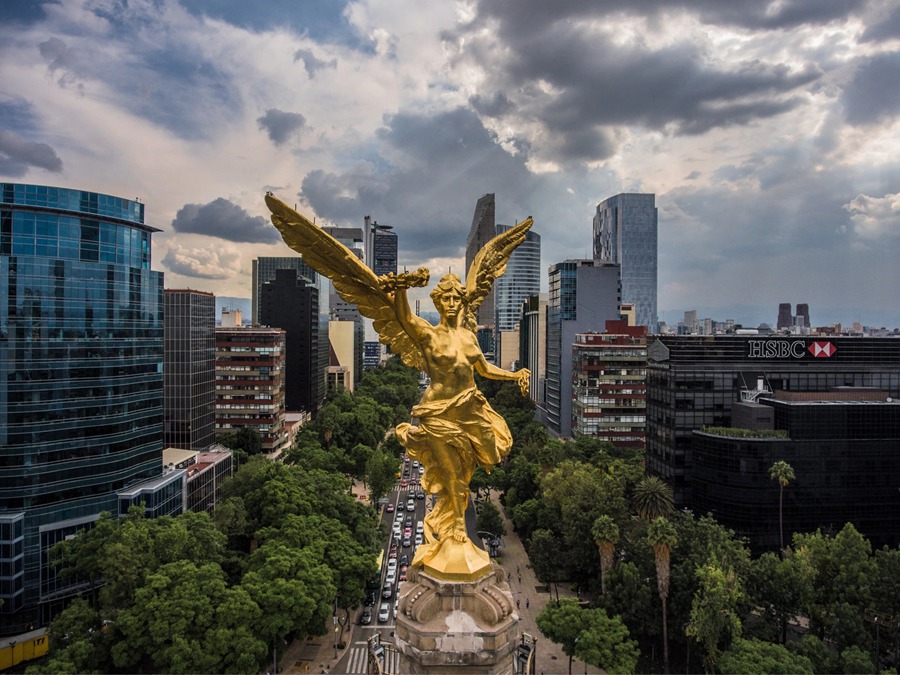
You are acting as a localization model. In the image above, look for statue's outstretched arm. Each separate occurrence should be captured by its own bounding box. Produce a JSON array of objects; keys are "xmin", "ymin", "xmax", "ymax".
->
[{"xmin": 475, "ymin": 354, "xmax": 530, "ymax": 396}]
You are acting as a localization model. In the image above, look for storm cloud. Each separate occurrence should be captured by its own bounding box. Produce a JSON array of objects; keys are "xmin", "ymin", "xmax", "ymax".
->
[{"xmin": 171, "ymin": 198, "xmax": 279, "ymax": 244}]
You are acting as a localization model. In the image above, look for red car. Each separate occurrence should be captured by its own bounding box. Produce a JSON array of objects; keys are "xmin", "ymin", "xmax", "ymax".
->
[
  {"xmin": 400, "ymin": 480, "xmax": 408, "ymax": 488},
  {"xmin": 386, "ymin": 503, "xmax": 394, "ymax": 513},
  {"xmin": 403, "ymin": 527, "xmax": 412, "ymax": 538}
]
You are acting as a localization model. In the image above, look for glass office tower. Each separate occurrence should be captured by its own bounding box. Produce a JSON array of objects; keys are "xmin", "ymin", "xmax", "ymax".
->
[
  {"xmin": 0, "ymin": 183, "xmax": 165, "ymax": 634},
  {"xmin": 593, "ymin": 193, "xmax": 658, "ymax": 331}
]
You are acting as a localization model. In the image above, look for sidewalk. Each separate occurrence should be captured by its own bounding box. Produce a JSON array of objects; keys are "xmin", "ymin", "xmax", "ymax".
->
[{"xmin": 492, "ymin": 491, "xmax": 603, "ymax": 675}]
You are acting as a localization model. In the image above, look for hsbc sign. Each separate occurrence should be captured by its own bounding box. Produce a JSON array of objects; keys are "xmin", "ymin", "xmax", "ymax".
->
[{"xmin": 747, "ymin": 340, "xmax": 837, "ymax": 359}]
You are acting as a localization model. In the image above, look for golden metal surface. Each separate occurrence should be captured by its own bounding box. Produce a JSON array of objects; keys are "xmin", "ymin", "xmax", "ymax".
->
[{"xmin": 265, "ymin": 194, "xmax": 531, "ymax": 581}]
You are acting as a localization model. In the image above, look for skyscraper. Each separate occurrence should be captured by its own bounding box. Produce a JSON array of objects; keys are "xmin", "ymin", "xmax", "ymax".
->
[
  {"xmin": 259, "ymin": 269, "xmax": 324, "ymax": 412},
  {"xmin": 494, "ymin": 223, "xmax": 540, "ymax": 369},
  {"xmin": 164, "ymin": 289, "xmax": 216, "ymax": 451},
  {"xmin": 465, "ymin": 194, "xmax": 497, "ymax": 327},
  {"xmin": 252, "ymin": 256, "xmax": 329, "ymax": 405},
  {"xmin": 544, "ymin": 260, "xmax": 620, "ymax": 437},
  {"xmin": 593, "ymin": 193, "xmax": 658, "ymax": 331},
  {"xmin": 777, "ymin": 303, "xmax": 793, "ymax": 330},
  {"xmin": 796, "ymin": 303, "xmax": 810, "ymax": 329},
  {"xmin": 0, "ymin": 183, "xmax": 169, "ymax": 634},
  {"xmin": 364, "ymin": 216, "xmax": 398, "ymax": 277}
]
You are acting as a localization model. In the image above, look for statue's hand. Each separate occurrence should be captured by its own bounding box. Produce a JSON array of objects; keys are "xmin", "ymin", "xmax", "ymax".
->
[
  {"xmin": 378, "ymin": 267, "xmax": 430, "ymax": 293},
  {"xmin": 516, "ymin": 368, "xmax": 530, "ymax": 396}
]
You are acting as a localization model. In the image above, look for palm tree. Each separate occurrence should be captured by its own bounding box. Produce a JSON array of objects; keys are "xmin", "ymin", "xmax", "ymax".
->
[
  {"xmin": 648, "ymin": 517, "xmax": 678, "ymax": 674},
  {"xmin": 591, "ymin": 515, "xmax": 619, "ymax": 595},
  {"xmin": 633, "ymin": 476, "xmax": 674, "ymax": 521},
  {"xmin": 769, "ymin": 460, "xmax": 795, "ymax": 553}
]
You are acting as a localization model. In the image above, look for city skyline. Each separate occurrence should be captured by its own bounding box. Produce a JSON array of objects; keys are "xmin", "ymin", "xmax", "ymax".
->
[{"xmin": 1, "ymin": 2, "xmax": 898, "ymax": 327}]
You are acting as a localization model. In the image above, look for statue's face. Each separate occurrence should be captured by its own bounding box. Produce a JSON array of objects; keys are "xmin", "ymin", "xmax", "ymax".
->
[{"xmin": 435, "ymin": 288, "xmax": 463, "ymax": 318}]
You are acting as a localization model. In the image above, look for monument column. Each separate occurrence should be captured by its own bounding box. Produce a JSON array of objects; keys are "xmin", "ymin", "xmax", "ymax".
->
[{"xmin": 394, "ymin": 563, "xmax": 519, "ymax": 674}]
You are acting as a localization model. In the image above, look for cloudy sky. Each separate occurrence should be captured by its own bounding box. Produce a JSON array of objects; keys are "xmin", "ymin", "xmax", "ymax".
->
[{"xmin": 1, "ymin": 0, "xmax": 899, "ymax": 328}]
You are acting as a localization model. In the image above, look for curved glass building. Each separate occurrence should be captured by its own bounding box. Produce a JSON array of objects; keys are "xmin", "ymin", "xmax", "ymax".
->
[{"xmin": 0, "ymin": 183, "xmax": 165, "ymax": 634}]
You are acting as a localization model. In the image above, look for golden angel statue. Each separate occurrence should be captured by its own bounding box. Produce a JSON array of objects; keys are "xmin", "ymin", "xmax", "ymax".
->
[{"xmin": 265, "ymin": 194, "xmax": 532, "ymax": 581}]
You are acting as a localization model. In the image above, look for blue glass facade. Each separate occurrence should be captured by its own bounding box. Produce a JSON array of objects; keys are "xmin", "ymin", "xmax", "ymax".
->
[{"xmin": 0, "ymin": 183, "xmax": 165, "ymax": 634}]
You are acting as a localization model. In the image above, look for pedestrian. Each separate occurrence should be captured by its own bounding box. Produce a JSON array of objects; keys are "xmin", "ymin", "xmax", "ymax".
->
[
  {"xmin": 526, "ymin": 598, "xmax": 530, "ymax": 608},
  {"xmin": 516, "ymin": 598, "xmax": 520, "ymax": 608}
]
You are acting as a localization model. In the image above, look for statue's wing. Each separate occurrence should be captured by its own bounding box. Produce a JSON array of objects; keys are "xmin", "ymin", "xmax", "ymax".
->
[
  {"xmin": 463, "ymin": 216, "xmax": 534, "ymax": 332},
  {"xmin": 265, "ymin": 194, "xmax": 426, "ymax": 370}
]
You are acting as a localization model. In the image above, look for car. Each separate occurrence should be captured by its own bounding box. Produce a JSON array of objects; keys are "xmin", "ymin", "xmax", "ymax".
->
[
  {"xmin": 412, "ymin": 460, "xmax": 419, "ymax": 469},
  {"xmin": 386, "ymin": 503, "xmax": 394, "ymax": 513},
  {"xmin": 360, "ymin": 608, "xmax": 372, "ymax": 625},
  {"xmin": 417, "ymin": 491, "xmax": 425, "ymax": 500},
  {"xmin": 395, "ymin": 511, "xmax": 404, "ymax": 522},
  {"xmin": 407, "ymin": 499, "xmax": 415, "ymax": 511},
  {"xmin": 399, "ymin": 554, "xmax": 409, "ymax": 566},
  {"xmin": 392, "ymin": 523, "xmax": 401, "ymax": 536},
  {"xmin": 419, "ymin": 466, "xmax": 424, "ymax": 475},
  {"xmin": 402, "ymin": 536, "xmax": 411, "ymax": 548},
  {"xmin": 387, "ymin": 559, "xmax": 397, "ymax": 573},
  {"xmin": 400, "ymin": 480, "xmax": 407, "ymax": 488},
  {"xmin": 382, "ymin": 584, "xmax": 392, "ymax": 599},
  {"xmin": 416, "ymin": 522, "xmax": 424, "ymax": 535},
  {"xmin": 404, "ymin": 457, "xmax": 410, "ymax": 463},
  {"xmin": 415, "ymin": 534, "xmax": 423, "ymax": 546},
  {"xmin": 399, "ymin": 570, "xmax": 407, "ymax": 581},
  {"xmin": 404, "ymin": 516, "xmax": 413, "ymax": 527},
  {"xmin": 392, "ymin": 533, "xmax": 400, "ymax": 546},
  {"xmin": 365, "ymin": 591, "xmax": 376, "ymax": 606},
  {"xmin": 378, "ymin": 602, "xmax": 390, "ymax": 623},
  {"xmin": 389, "ymin": 544, "xmax": 398, "ymax": 556},
  {"xmin": 393, "ymin": 600, "xmax": 399, "ymax": 619}
]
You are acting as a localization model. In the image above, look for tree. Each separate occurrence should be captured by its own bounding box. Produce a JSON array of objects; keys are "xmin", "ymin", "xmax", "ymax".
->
[
  {"xmin": 633, "ymin": 476, "xmax": 674, "ymax": 521},
  {"xmin": 769, "ymin": 460, "xmax": 795, "ymax": 552},
  {"xmin": 686, "ymin": 561, "xmax": 743, "ymax": 674},
  {"xmin": 365, "ymin": 446, "xmax": 399, "ymax": 505},
  {"xmin": 575, "ymin": 608, "xmax": 640, "ymax": 675},
  {"xmin": 475, "ymin": 499, "xmax": 506, "ymax": 540},
  {"xmin": 591, "ymin": 515, "xmax": 619, "ymax": 595},
  {"xmin": 529, "ymin": 528, "xmax": 566, "ymax": 602},
  {"xmin": 111, "ymin": 560, "xmax": 267, "ymax": 673},
  {"xmin": 718, "ymin": 637, "xmax": 813, "ymax": 674},
  {"xmin": 647, "ymin": 517, "xmax": 677, "ymax": 673},
  {"xmin": 745, "ymin": 551, "xmax": 814, "ymax": 644},
  {"xmin": 536, "ymin": 599, "xmax": 639, "ymax": 675}
]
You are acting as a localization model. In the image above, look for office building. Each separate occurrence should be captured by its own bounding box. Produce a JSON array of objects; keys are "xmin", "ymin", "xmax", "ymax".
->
[
  {"xmin": 220, "ymin": 308, "xmax": 242, "ymax": 327},
  {"xmin": 646, "ymin": 335, "xmax": 900, "ymax": 508},
  {"xmin": 164, "ymin": 289, "xmax": 215, "ymax": 451},
  {"xmin": 465, "ymin": 194, "xmax": 497, "ymax": 328},
  {"xmin": 593, "ymin": 193, "xmax": 658, "ymax": 331},
  {"xmin": 693, "ymin": 389, "xmax": 900, "ymax": 552},
  {"xmin": 571, "ymin": 320, "xmax": 647, "ymax": 446},
  {"xmin": 320, "ymin": 226, "xmax": 365, "ymax": 387},
  {"xmin": 364, "ymin": 216, "xmax": 398, "ymax": 277},
  {"xmin": 796, "ymin": 303, "xmax": 810, "ymax": 329},
  {"xmin": 328, "ymin": 319, "xmax": 357, "ymax": 393},
  {"xmin": 777, "ymin": 303, "xmax": 793, "ymax": 330},
  {"xmin": 253, "ymin": 257, "xmax": 329, "ymax": 408},
  {"xmin": 251, "ymin": 256, "xmax": 316, "ymax": 325},
  {"xmin": 545, "ymin": 260, "xmax": 620, "ymax": 437},
  {"xmin": 519, "ymin": 293, "xmax": 547, "ymax": 404},
  {"xmin": 0, "ymin": 183, "xmax": 168, "ymax": 634},
  {"xmin": 214, "ymin": 326, "xmax": 287, "ymax": 454},
  {"xmin": 494, "ymin": 223, "xmax": 540, "ymax": 368},
  {"xmin": 259, "ymin": 269, "xmax": 324, "ymax": 413},
  {"xmin": 163, "ymin": 445, "xmax": 233, "ymax": 515}
]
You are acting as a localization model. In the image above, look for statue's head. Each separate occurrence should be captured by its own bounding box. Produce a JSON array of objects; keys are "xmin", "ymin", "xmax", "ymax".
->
[{"xmin": 430, "ymin": 274, "xmax": 465, "ymax": 317}]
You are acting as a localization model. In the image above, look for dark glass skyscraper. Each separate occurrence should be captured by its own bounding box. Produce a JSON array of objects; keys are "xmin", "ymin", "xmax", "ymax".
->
[
  {"xmin": 164, "ymin": 289, "xmax": 215, "ymax": 450},
  {"xmin": 0, "ymin": 183, "xmax": 165, "ymax": 634},
  {"xmin": 465, "ymin": 194, "xmax": 497, "ymax": 328}
]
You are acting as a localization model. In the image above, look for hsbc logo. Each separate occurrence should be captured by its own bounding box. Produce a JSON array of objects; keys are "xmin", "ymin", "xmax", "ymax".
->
[
  {"xmin": 809, "ymin": 341, "xmax": 837, "ymax": 358},
  {"xmin": 747, "ymin": 340, "xmax": 837, "ymax": 359}
]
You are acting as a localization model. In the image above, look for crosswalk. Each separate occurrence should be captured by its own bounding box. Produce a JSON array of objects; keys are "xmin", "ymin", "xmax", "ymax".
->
[{"xmin": 341, "ymin": 643, "xmax": 402, "ymax": 674}]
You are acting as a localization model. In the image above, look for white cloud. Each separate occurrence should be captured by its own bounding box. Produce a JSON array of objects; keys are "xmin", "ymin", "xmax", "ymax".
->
[{"xmin": 844, "ymin": 192, "xmax": 900, "ymax": 240}]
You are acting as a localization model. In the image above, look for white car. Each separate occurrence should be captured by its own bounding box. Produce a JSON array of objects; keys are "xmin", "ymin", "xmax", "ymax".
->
[
  {"xmin": 378, "ymin": 603, "xmax": 390, "ymax": 623},
  {"xmin": 407, "ymin": 499, "xmax": 415, "ymax": 511},
  {"xmin": 416, "ymin": 521, "xmax": 424, "ymax": 535},
  {"xmin": 386, "ymin": 570, "xmax": 397, "ymax": 585},
  {"xmin": 415, "ymin": 533, "xmax": 423, "ymax": 546},
  {"xmin": 387, "ymin": 559, "xmax": 397, "ymax": 573}
]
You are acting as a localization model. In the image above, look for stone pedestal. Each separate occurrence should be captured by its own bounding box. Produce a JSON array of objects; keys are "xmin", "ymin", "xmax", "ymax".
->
[{"xmin": 394, "ymin": 563, "xmax": 518, "ymax": 674}]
